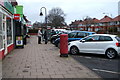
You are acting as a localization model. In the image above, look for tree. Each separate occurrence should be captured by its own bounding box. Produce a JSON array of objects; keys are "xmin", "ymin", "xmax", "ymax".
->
[
  {"xmin": 83, "ymin": 16, "xmax": 94, "ymax": 31},
  {"xmin": 33, "ymin": 21, "xmax": 43, "ymax": 28},
  {"xmin": 47, "ymin": 7, "xmax": 66, "ymax": 28}
]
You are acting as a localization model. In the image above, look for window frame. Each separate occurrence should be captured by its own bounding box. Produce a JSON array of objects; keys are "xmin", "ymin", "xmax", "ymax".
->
[
  {"xmin": 68, "ymin": 32, "xmax": 77, "ymax": 38},
  {"xmin": 99, "ymin": 36, "xmax": 113, "ymax": 41},
  {"xmin": 77, "ymin": 32, "xmax": 87, "ymax": 38},
  {"xmin": 83, "ymin": 36, "xmax": 99, "ymax": 42},
  {"xmin": 0, "ymin": 11, "xmax": 4, "ymax": 49}
]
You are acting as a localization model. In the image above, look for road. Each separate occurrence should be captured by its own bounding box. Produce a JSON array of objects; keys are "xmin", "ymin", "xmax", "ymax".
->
[{"xmin": 70, "ymin": 53, "xmax": 120, "ymax": 79}]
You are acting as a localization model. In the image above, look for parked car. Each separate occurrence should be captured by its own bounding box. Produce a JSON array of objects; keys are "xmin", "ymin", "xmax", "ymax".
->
[
  {"xmin": 68, "ymin": 34, "xmax": 120, "ymax": 59},
  {"xmin": 50, "ymin": 33, "xmax": 61, "ymax": 44},
  {"xmin": 50, "ymin": 31, "xmax": 71, "ymax": 44},
  {"xmin": 54, "ymin": 31, "xmax": 96, "ymax": 47}
]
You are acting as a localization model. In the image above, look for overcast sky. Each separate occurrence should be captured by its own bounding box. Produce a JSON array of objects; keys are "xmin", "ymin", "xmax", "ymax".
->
[{"xmin": 16, "ymin": 0, "xmax": 119, "ymax": 25}]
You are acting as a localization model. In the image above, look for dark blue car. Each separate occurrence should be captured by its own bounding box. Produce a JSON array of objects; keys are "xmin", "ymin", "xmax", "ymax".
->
[{"xmin": 54, "ymin": 31, "xmax": 96, "ymax": 47}]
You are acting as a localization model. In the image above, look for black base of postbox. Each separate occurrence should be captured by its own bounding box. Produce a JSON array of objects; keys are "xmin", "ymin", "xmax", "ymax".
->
[{"xmin": 60, "ymin": 54, "xmax": 68, "ymax": 57}]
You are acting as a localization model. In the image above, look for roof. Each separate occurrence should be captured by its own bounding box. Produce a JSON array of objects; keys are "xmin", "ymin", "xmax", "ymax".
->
[
  {"xmin": 71, "ymin": 30, "xmax": 95, "ymax": 33},
  {"xmin": 93, "ymin": 18, "xmax": 100, "ymax": 23},
  {"xmin": 92, "ymin": 34, "xmax": 117, "ymax": 37},
  {"xmin": 113, "ymin": 15, "xmax": 120, "ymax": 21},
  {"xmin": 100, "ymin": 16, "xmax": 113, "ymax": 23},
  {"xmin": 69, "ymin": 15, "xmax": 120, "ymax": 25}
]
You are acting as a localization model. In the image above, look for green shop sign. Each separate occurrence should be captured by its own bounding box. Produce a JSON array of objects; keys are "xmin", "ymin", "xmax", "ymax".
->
[{"xmin": 16, "ymin": 5, "xmax": 23, "ymax": 17}]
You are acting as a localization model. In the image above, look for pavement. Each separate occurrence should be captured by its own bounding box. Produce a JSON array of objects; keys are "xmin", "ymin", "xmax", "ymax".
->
[{"xmin": 2, "ymin": 36, "xmax": 102, "ymax": 79}]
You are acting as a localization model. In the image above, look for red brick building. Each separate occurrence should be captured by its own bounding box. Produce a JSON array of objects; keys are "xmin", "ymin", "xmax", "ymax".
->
[
  {"xmin": 69, "ymin": 15, "xmax": 120, "ymax": 33},
  {"xmin": 112, "ymin": 15, "xmax": 120, "ymax": 32}
]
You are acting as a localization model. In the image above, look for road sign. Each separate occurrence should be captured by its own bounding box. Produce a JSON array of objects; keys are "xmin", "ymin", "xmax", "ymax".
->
[{"xmin": 14, "ymin": 14, "xmax": 20, "ymax": 20}]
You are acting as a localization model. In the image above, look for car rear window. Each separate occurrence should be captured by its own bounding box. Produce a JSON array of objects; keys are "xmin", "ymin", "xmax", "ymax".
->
[{"xmin": 115, "ymin": 37, "xmax": 120, "ymax": 41}]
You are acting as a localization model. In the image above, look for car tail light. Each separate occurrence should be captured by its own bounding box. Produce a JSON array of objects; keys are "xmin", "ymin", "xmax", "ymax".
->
[{"xmin": 116, "ymin": 42, "xmax": 120, "ymax": 47}]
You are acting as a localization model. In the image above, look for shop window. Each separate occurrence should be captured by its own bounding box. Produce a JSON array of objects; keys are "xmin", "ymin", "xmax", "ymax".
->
[
  {"xmin": 0, "ymin": 12, "xmax": 3, "ymax": 49},
  {"xmin": 6, "ymin": 16, "xmax": 12, "ymax": 45}
]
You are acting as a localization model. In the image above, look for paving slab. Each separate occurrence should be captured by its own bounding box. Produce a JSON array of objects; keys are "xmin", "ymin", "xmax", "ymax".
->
[{"xmin": 2, "ymin": 36, "xmax": 102, "ymax": 79}]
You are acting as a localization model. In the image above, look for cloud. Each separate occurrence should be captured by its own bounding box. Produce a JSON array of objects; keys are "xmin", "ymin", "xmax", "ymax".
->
[{"xmin": 17, "ymin": 0, "xmax": 119, "ymax": 24}]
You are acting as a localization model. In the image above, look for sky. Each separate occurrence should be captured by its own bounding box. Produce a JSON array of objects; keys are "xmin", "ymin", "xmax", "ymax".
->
[{"xmin": 16, "ymin": 0, "xmax": 120, "ymax": 25}]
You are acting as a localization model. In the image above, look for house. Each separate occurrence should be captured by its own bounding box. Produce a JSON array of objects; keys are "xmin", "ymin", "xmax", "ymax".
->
[
  {"xmin": 112, "ymin": 15, "xmax": 120, "ymax": 32},
  {"xmin": 99, "ymin": 15, "xmax": 113, "ymax": 32},
  {"xmin": 89, "ymin": 18, "xmax": 100, "ymax": 32},
  {"xmin": 69, "ymin": 20, "xmax": 82, "ymax": 30}
]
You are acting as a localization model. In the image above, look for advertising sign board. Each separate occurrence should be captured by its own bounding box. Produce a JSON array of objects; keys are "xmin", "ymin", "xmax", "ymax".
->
[{"xmin": 16, "ymin": 35, "xmax": 24, "ymax": 48}]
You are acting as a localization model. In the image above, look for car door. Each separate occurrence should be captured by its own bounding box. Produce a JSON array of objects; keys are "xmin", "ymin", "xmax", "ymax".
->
[
  {"xmin": 78, "ymin": 35, "xmax": 99, "ymax": 53},
  {"xmin": 95, "ymin": 36, "xmax": 113, "ymax": 54}
]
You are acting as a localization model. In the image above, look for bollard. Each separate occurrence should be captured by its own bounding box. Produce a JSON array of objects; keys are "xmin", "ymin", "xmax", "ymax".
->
[{"xmin": 60, "ymin": 34, "xmax": 68, "ymax": 57}]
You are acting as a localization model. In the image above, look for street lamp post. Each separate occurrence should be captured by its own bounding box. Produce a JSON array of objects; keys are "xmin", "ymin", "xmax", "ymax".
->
[
  {"xmin": 40, "ymin": 7, "xmax": 48, "ymax": 44},
  {"xmin": 40, "ymin": 7, "xmax": 47, "ymax": 29}
]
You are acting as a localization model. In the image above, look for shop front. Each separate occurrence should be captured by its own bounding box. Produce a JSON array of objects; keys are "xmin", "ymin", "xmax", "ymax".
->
[{"xmin": 0, "ymin": 5, "xmax": 14, "ymax": 59}]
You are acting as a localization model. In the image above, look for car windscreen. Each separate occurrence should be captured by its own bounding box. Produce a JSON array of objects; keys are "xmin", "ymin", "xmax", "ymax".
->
[
  {"xmin": 115, "ymin": 37, "xmax": 120, "ymax": 41},
  {"xmin": 68, "ymin": 32, "xmax": 77, "ymax": 38}
]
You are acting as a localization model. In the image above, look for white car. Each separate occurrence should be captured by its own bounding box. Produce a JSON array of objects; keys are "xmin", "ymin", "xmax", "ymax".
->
[{"xmin": 68, "ymin": 34, "xmax": 120, "ymax": 59}]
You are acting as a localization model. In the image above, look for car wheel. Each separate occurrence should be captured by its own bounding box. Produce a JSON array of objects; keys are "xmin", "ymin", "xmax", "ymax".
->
[
  {"xmin": 105, "ymin": 49, "xmax": 117, "ymax": 59},
  {"xmin": 70, "ymin": 46, "xmax": 79, "ymax": 55}
]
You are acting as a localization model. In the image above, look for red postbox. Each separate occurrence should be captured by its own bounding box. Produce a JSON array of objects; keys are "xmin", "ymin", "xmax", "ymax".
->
[{"xmin": 60, "ymin": 34, "xmax": 68, "ymax": 57}]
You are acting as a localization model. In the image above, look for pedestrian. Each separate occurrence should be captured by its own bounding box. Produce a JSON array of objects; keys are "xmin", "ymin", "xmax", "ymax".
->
[
  {"xmin": 38, "ymin": 29, "xmax": 42, "ymax": 44},
  {"xmin": 44, "ymin": 30, "xmax": 48, "ymax": 44}
]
